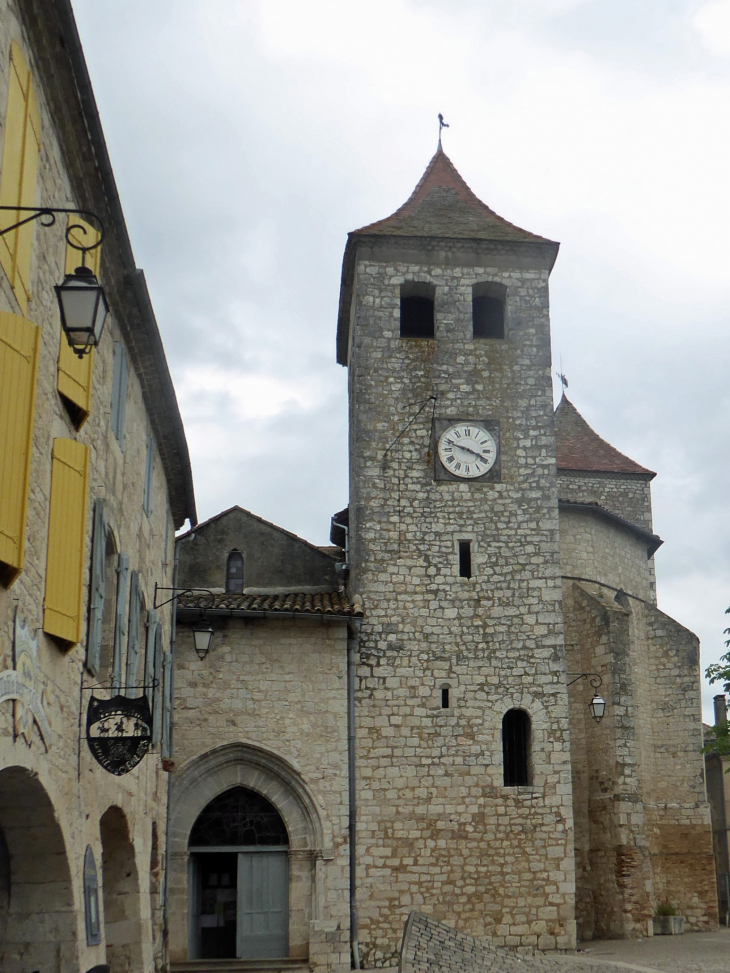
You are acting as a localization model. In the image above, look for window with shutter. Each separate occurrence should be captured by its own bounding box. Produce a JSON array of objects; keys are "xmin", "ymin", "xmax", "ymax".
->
[
  {"xmin": 44, "ymin": 439, "xmax": 90, "ymax": 644},
  {"xmin": 110, "ymin": 342, "xmax": 128, "ymax": 449},
  {"xmin": 143, "ymin": 436, "xmax": 154, "ymax": 518},
  {"xmin": 0, "ymin": 310, "xmax": 39, "ymax": 586},
  {"xmin": 57, "ymin": 217, "xmax": 101, "ymax": 428},
  {"xmin": 86, "ymin": 498, "xmax": 107, "ymax": 675},
  {"xmin": 111, "ymin": 553, "xmax": 129, "ymax": 691},
  {"xmin": 0, "ymin": 43, "xmax": 41, "ymax": 315}
]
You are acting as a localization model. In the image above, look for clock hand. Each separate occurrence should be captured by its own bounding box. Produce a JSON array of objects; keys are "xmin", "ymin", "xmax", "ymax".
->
[{"xmin": 454, "ymin": 443, "xmax": 492, "ymax": 462}]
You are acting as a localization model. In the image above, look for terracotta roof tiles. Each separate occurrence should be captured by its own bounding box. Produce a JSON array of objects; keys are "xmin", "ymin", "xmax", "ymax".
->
[
  {"xmin": 353, "ymin": 149, "xmax": 552, "ymax": 243},
  {"xmin": 177, "ymin": 590, "xmax": 362, "ymax": 618},
  {"xmin": 555, "ymin": 396, "xmax": 654, "ymax": 477}
]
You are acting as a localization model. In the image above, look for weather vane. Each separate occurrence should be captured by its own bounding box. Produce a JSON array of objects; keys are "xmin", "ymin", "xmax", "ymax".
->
[{"xmin": 438, "ymin": 113, "xmax": 449, "ymax": 149}]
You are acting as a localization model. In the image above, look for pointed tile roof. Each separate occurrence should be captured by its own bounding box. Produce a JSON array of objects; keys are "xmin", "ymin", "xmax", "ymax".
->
[
  {"xmin": 555, "ymin": 396, "xmax": 655, "ymax": 477},
  {"xmin": 337, "ymin": 150, "xmax": 559, "ymax": 364},
  {"xmin": 352, "ymin": 149, "xmax": 552, "ymax": 243}
]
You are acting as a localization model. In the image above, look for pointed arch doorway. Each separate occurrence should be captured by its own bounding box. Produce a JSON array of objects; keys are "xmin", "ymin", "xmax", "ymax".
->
[{"xmin": 188, "ymin": 786, "xmax": 289, "ymax": 959}]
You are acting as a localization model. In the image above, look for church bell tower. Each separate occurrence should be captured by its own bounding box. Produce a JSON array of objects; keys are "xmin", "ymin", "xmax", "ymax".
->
[{"xmin": 337, "ymin": 149, "xmax": 576, "ymax": 962}]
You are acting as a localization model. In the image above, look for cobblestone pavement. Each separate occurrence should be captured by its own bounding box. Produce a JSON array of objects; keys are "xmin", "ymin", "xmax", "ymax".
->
[
  {"xmin": 546, "ymin": 928, "xmax": 730, "ymax": 973},
  {"xmin": 365, "ymin": 926, "xmax": 730, "ymax": 973}
]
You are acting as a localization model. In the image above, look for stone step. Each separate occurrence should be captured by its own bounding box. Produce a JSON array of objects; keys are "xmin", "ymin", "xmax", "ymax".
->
[{"xmin": 171, "ymin": 960, "xmax": 308, "ymax": 973}]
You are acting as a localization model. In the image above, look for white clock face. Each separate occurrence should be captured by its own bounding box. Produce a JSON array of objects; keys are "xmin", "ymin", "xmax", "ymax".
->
[{"xmin": 438, "ymin": 423, "xmax": 497, "ymax": 478}]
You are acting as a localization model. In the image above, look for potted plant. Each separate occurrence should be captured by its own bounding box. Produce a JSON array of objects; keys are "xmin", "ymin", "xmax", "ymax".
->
[{"xmin": 652, "ymin": 901, "xmax": 684, "ymax": 935}]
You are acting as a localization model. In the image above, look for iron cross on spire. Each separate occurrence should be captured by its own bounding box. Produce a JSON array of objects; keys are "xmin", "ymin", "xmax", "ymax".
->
[{"xmin": 438, "ymin": 113, "xmax": 449, "ymax": 149}]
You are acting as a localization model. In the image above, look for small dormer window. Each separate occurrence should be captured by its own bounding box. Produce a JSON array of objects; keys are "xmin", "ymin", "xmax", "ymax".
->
[
  {"xmin": 400, "ymin": 282, "xmax": 435, "ymax": 338},
  {"xmin": 226, "ymin": 550, "xmax": 244, "ymax": 593},
  {"xmin": 472, "ymin": 282, "xmax": 506, "ymax": 339}
]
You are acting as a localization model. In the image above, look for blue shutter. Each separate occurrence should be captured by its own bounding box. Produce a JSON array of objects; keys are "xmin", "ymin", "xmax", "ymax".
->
[
  {"xmin": 143, "ymin": 436, "xmax": 154, "ymax": 517},
  {"xmin": 86, "ymin": 498, "xmax": 107, "ymax": 676},
  {"xmin": 110, "ymin": 342, "xmax": 128, "ymax": 449},
  {"xmin": 162, "ymin": 650, "xmax": 173, "ymax": 758},
  {"xmin": 111, "ymin": 553, "xmax": 129, "ymax": 692},
  {"xmin": 125, "ymin": 570, "xmax": 141, "ymax": 692}
]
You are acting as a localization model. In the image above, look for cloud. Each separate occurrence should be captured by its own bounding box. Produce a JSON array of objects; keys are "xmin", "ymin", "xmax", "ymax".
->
[
  {"xmin": 72, "ymin": 0, "xmax": 730, "ymax": 718},
  {"xmin": 694, "ymin": 0, "xmax": 730, "ymax": 55}
]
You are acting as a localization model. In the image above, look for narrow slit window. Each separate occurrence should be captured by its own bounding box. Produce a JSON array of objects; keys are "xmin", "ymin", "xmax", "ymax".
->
[
  {"xmin": 458, "ymin": 540, "xmax": 472, "ymax": 578},
  {"xmin": 441, "ymin": 687, "xmax": 450, "ymax": 709},
  {"xmin": 502, "ymin": 709, "xmax": 531, "ymax": 786},
  {"xmin": 472, "ymin": 282, "xmax": 506, "ymax": 339},
  {"xmin": 226, "ymin": 550, "xmax": 244, "ymax": 594},
  {"xmin": 400, "ymin": 282, "xmax": 435, "ymax": 338}
]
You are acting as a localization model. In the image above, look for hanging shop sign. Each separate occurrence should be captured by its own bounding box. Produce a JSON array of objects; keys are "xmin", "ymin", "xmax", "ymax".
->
[
  {"xmin": 0, "ymin": 615, "xmax": 52, "ymax": 750},
  {"xmin": 86, "ymin": 693, "xmax": 152, "ymax": 775}
]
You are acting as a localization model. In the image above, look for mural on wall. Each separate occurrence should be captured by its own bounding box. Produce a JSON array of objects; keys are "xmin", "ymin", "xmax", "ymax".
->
[{"xmin": 0, "ymin": 612, "xmax": 52, "ymax": 750}]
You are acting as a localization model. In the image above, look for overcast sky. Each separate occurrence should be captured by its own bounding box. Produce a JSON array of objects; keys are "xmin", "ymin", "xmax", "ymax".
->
[{"xmin": 71, "ymin": 0, "xmax": 730, "ymax": 719}]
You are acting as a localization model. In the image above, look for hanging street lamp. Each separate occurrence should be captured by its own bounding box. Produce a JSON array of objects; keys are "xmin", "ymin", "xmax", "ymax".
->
[
  {"xmin": 192, "ymin": 618, "xmax": 215, "ymax": 661},
  {"xmin": 153, "ymin": 584, "xmax": 217, "ymax": 661},
  {"xmin": 0, "ymin": 205, "xmax": 107, "ymax": 356},
  {"xmin": 55, "ymin": 263, "xmax": 109, "ymax": 357},
  {"xmin": 567, "ymin": 672, "xmax": 606, "ymax": 725},
  {"xmin": 588, "ymin": 691, "xmax": 606, "ymax": 723}
]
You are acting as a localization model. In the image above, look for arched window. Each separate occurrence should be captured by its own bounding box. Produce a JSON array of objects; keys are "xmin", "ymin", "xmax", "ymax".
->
[
  {"xmin": 502, "ymin": 709, "xmax": 531, "ymax": 786},
  {"xmin": 189, "ymin": 787, "xmax": 288, "ymax": 847},
  {"xmin": 472, "ymin": 281, "xmax": 506, "ymax": 339},
  {"xmin": 400, "ymin": 281, "xmax": 435, "ymax": 338},
  {"xmin": 226, "ymin": 550, "xmax": 244, "ymax": 594}
]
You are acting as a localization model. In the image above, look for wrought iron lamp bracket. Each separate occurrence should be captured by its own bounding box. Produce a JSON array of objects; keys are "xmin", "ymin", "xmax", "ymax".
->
[
  {"xmin": 153, "ymin": 584, "xmax": 216, "ymax": 611},
  {"xmin": 566, "ymin": 672, "xmax": 602, "ymax": 692},
  {"xmin": 0, "ymin": 205, "xmax": 104, "ymax": 263}
]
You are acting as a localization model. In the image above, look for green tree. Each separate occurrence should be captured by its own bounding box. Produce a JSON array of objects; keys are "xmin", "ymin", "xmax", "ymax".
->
[{"xmin": 703, "ymin": 607, "xmax": 730, "ymax": 759}]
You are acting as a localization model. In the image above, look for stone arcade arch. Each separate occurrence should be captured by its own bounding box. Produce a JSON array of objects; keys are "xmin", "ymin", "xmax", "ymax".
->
[
  {"xmin": 100, "ymin": 805, "xmax": 143, "ymax": 972},
  {"xmin": 167, "ymin": 742, "xmax": 330, "ymax": 963},
  {"xmin": 0, "ymin": 766, "xmax": 77, "ymax": 973}
]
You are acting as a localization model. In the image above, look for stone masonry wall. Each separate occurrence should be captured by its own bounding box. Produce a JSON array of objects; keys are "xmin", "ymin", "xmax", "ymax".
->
[
  {"xmin": 559, "ymin": 508, "xmax": 656, "ymax": 604},
  {"xmin": 642, "ymin": 607, "xmax": 717, "ymax": 930},
  {"xmin": 557, "ymin": 471, "xmax": 654, "ymax": 533},
  {"xmin": 348, "ymin": 239, "xmax": 575, "ymax": 963},
  {"xmin": 169, "ymin": 616, "xmax": 350, "ymax": 964},
  {"xmin": 0, "ymin": 6, "xmax": 176, "ymax": 971}
]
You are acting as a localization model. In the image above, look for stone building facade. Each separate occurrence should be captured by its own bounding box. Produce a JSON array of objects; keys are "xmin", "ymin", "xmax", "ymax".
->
[
  {"xmin": 166, "ymin": 151, "xmax": 716, "ymax": 970},
  {"xmin": 0, "ymin": 2, "xmax": 196, "ymax": 971},
  {"xmin": 168, "ymin": 507, "xmax": 360, "ymax": 969}
]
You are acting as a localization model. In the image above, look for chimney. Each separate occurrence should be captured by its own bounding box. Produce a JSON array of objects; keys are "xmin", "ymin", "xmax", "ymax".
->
[{"xmin": 714, "ymin": 694, "xmax": 727, "ymax": 726}]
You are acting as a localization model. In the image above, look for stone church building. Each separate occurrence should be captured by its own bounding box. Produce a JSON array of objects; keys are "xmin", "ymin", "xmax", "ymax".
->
[{"xmin": 167, "ymin": 151, "xmax": 717, "ymax": 970}]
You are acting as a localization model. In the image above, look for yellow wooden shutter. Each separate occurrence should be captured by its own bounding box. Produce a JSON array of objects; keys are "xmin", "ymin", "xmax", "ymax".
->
[
  {"xmin": 44, "ymin": 438, "xmax": 90, "ymax": 644},
  {"xmin": 0, "ymin": 43, "xmax": 41, "ymax": 315},
  {"xmin": 0, "ymin": 310, "xmax": 39, "ymax": 585},
  {"xmin": 57, "ymin": 218, "xmax": 101, "ymax": 426}
]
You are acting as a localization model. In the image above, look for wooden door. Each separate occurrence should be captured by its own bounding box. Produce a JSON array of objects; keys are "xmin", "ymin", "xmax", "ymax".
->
[{"xmin": 237, "ymin": 850, "xmax": 288, "ymax": 958}]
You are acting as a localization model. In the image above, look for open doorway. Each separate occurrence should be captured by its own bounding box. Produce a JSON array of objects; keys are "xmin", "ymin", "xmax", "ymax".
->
[{"xmin": 188, "ymin": 786, "xmax": 289, "ymax": 959}]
